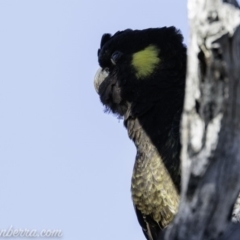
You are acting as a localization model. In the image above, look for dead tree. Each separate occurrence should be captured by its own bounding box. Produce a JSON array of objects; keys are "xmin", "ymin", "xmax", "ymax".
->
[{"xmin": 159, "ymin": 0, "xmax": 240, "ymax": 239}]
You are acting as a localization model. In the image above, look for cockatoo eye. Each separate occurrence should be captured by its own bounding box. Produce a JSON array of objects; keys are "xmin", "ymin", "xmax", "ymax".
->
[{"xmin": 111, "ymin": 51, "xmax": 122, "ymax": 65}]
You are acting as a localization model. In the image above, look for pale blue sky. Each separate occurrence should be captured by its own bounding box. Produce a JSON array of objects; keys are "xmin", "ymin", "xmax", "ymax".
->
[{"xmin": 0, "ymin": 1, "xmax": 187, "ymax": 239}]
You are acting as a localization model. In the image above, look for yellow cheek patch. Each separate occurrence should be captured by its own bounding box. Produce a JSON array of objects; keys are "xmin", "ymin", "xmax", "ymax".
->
[{"xmin": 132, "ymin": 45, "xmax": 160, "ymax": 79}]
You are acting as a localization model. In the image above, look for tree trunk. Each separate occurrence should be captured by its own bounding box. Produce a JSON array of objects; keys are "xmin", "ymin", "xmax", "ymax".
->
[{"xmin": 159, "ymin": 0, "xmax": 240, "ymax": 239}]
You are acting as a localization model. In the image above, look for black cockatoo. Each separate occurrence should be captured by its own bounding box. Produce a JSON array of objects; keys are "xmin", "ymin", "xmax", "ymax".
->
[{"xmin": 94, "ymin": 27, "xmax": 186, "ymax": 240}]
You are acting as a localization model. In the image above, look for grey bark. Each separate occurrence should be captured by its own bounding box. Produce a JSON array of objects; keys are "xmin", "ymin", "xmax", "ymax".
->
[{"xmin": 159, "ymin": 0, "xmax": 240, "ymax": 239}]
